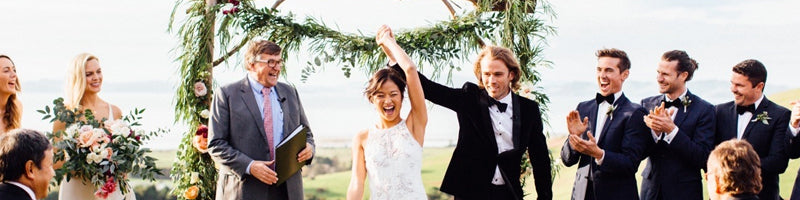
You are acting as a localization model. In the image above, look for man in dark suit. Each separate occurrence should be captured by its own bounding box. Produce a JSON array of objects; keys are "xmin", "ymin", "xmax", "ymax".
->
[
  {"xmin": 784, "ymin": 99, "xmax": 800, "ymax": 199},
  {"xmin": 715, "ymin": 59, "xmax": 789, "ymax": 200},
  {"xmin": 0, "ymin": 129, "xmax": 55, "ymax": 200},
  {"xmin": 561, "ymin": 48, "xmax": 651, "ymax": 200},
  {"xmin": 639, "ymin": 50, "xmax": 715, "ymax": 200},
  {"xmin": 392, "ymin": 45, "xmax": 552, "ymax": 199},
  {"xmin": 706, "ymin": 140, "xmax": 762, "ymax": 200},
  {"xmin": 209, "ymin": 40, "xmax": 315, "ymax": 200}
]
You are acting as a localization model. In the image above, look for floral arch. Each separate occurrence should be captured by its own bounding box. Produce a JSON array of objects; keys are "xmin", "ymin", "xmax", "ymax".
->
[{"xmin": 168, "ymin": 0, "xmax": 555, "ymax": 199}]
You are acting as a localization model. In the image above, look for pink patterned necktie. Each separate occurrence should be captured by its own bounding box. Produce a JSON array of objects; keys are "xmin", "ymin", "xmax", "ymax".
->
[{"xmin": 261, "ymin": 87, "xmax": 275, "ymax": 169}]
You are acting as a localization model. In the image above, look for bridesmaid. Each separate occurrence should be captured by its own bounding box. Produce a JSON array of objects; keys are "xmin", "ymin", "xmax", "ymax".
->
[
  {"xmin": 0, "ymin": 54, "xmax": 22, "ymax": 135},
  {"xmin": 54, "ymin": 53, "xmax": 133, "ymax": 200}
]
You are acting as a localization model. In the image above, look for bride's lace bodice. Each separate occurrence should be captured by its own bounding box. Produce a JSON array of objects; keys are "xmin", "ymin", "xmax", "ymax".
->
[{"xmin": 363, "ymin": 120, "xmax": 427, "ymax": 200}]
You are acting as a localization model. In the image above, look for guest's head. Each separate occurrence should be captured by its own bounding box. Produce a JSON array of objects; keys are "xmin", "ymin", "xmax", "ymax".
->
[
  {"xmin": 473, "ymin": 45, "xmax": 521, "ymax": 100},
  {"xmin": 0, "ymin": 129, "xmax": 55, "ymax": 199},
  {"xmin": 595, "ymin": 48, "xmax": 630, "ymax": 96},
  {"xmin": 706, "ymin": 139, "xmax": 761, "ymax": 200},
  {"xmin": 730, "ymin": 59, "xmax": 767, "ymax": 106},
  {"xmin": 66, "ymin": 53, "xmax": 101, "ymax": 109},
  {"xmin": 365, "ymin": 68, "xmax": 406, "ymax": 123},
  {"xmin": 0, "ymin": 55, "xmax": 22, "ymax": 131},
  {"xmin": 657, "ymin": 50, "xmax": 698, "ymax": 95},
  {"xmin": 244, "ymin": 40, "xmax": 283, "ymax": 88}
]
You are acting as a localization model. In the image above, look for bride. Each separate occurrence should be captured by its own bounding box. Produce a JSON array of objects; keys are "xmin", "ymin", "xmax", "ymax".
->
[
  {"xmin": 53, "ymin": 53, "xmax": 135, "ymax": 200},
  {"xmin": 346, "ymin": 25, "xmax": 428, "ymax": 199}
]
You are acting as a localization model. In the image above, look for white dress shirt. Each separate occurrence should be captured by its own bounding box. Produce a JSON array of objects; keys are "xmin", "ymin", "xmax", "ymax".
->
[
  {"xmin": 7, "ymin": 181, "xmax": 36, "ymax": 200},
  {"xmin": 737, "ymin": 95, "xmax": 764, "ymax": 139},
  {"xmin": 593, "ymin": 91, "xmax": 621, "ymax": 165},
  {"xmin": 489, "ymin": 91, "xmax": 514, "ymax": 185},
  {"xmin": 650, "ymin": 89, "xmax": 686, "ymax": 143}
]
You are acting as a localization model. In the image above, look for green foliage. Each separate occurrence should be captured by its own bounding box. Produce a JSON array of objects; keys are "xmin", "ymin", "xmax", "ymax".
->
[{"xmin": 39, "ymin": 98, "xmax": 164, "ymax": 196}]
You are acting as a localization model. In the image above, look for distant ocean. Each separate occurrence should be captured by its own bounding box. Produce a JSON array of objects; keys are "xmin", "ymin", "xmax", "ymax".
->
[{"xmin": 18, "ymin": 79, "xmax": 791, "ymax": 150}]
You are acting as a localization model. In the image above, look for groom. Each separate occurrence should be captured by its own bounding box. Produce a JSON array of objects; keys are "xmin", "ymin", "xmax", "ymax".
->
[
  {"xmin": 392, "ymin": 45, "xmax": 552, "ymax": 199},
  {"xmin": 714, "ymin": 59, "xmax": 789, "ymax": 200},
  {"xmin": 209, "ymin": 40, "xmax": 315, "ymax": 200}
]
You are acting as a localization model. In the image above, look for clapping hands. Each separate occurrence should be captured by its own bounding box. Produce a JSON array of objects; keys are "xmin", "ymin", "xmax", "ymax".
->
[
  {"xmin": 566, "ymin": 110, "xmax": 604, "ymax": 159},
  {"xmin": 644, "ymin": 102, "xmax": 676, "ymax": 135},
  {"xmin": 791, "ymin": 100, "xmax": 800, "ymax": 129}
]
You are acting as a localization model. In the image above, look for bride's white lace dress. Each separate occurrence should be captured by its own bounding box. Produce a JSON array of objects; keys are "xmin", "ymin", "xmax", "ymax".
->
[{"xmin": 364, "ymin": 120, "xmax": 427, "ymax": 200}]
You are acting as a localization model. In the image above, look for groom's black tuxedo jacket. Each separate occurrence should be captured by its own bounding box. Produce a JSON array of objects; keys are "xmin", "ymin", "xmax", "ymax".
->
[
  {"xmin": 0, "ymin": 182, "xmax": 33, "ymax": 200},
  {"xmin": 639, "ymin": 91, "xmax": 715, "ymax": 200},
  {"xmin": 715, "ymin": 98, "xmax": 790, "ymax": 200},
  {"xmin": 561, "ymin": 93, "xmax": 651, "ymax": 200},
  {"xmin": 392, "ymin": 65, "xmax": 552, "ymax": 199}
]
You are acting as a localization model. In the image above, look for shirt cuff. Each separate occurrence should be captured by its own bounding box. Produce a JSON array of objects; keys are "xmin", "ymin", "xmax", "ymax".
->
[
  {"xmin": 594, "ymin": 151, "xmax": 605, "ymax": 165},
  {"xmin": 246, "ymin": 160, "xmax": 254, "ymax": 175},
  {"xmin": 664, "ymin": 127, "xmax": 679, "ymax": 144},
  {"xmin": 651, "ymin": 130, "xmax": 660, "ymax": 142},
  {"xmin": 791, "ymin": 125, "xmax": 800, "ymax": 137}
]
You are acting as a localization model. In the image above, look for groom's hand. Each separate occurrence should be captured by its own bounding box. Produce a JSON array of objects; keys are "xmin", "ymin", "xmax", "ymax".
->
[
  {"xmin": 251, "ymin": 160, "xmax": 278, "ymax": 185},
  {"xmin": 297, "ymin": 142, "xmax": 313, "ymax": 163}
]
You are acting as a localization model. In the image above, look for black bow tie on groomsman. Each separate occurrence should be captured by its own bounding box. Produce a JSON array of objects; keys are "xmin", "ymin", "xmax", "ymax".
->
[
  {"xmin": 661, "ymin": 98, "xmax": 683, "ymax": 109},
  {"xmin": 488, "ymin": 98, "xmax": 508, "ymax": 113},
  {"xmin": 595, "ymin": 93, "xmax": 614, "ymax": 105},
  {"xmin": 736, "ymin": 104, "xmax": 756, "ymax": 115}
]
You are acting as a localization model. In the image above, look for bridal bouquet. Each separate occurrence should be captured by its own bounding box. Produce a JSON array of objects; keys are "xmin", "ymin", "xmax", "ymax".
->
[{"xmin": 39, "ymin": 98, "xmax": 163, "ymax": 199}]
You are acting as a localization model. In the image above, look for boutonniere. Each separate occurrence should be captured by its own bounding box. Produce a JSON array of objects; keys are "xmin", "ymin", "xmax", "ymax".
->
[
  {"xmin": 606, "ymin": 104, "xmax": 617, "ymax": 120},
  {"xmin": 681, "ymin": 96, "xmax": 692, "ymax": 113},
  {"xmin": 751, "ymin": 111, "xmax": 771, "ymax": 125}
]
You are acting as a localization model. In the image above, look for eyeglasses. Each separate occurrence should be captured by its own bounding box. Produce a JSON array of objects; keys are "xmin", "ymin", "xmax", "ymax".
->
[{"xmin": 254, "ymin": 58, "xmax": 283, "ymax": 68}]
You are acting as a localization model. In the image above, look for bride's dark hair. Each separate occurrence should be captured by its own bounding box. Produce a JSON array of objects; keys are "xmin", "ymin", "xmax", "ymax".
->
[
  {"xmin": 0, "ymin": 55, "xmax": 22, "ymax": 131},
  {"xmin": 364, "ymin": 68, "xmax": 406, "ymax": 102}
]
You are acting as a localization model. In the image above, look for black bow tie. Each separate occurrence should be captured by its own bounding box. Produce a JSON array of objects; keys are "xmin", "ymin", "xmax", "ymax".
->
[
  {"xmin": 596, "ymin": 93, "xmax": 614, "ymax": 105},
  {"xmin": 662, "ymin": 98, "xmax": 683, "ymax": 109},
  {"xmin": 489, "ymin": 98, "xmax": 508, "ymax": 113},
  {"xmin": 736, "ymin": 104, "xmax": 756, "ymax": 115}
]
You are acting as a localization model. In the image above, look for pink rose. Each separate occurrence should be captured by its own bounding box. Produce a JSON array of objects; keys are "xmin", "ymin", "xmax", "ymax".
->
[
  {"xmin": 104, "ymin": 147, "xmax": 113, "ymax": 160},
  {"xmin": 194, "ymin": 81, "xmax": 208, "ymax": 97},
  {"xmin": 78, "ymin": 131, "xmax": 97, "ymax": 148}
]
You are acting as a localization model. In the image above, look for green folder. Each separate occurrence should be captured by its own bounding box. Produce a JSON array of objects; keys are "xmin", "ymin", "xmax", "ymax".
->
[{"xmin": 275, "ymin": 125, "xmax": 308, "ymax": 185}]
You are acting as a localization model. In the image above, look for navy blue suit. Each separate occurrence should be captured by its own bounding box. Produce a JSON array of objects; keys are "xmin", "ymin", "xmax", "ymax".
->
[
  {"xmin": 561, "ymin": 93, "xmax": 651, "ymax": 200},
  {"xmin": 639, "ymin": 91, "xmax": 715, "ymax": 200},
  {"xmin": 715, "ymin": 98, "xmax": 790, "ymax": 200}
]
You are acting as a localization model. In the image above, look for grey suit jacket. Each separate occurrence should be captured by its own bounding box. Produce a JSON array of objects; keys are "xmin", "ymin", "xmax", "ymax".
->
[{"xmin": 209, "ymin": 77, "xmax": 315, "ymax": 200}]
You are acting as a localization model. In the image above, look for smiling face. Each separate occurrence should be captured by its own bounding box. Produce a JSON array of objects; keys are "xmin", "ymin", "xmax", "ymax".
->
[
  {"xmin": 247, "ymin": 53, "xmax": 282, "ymax": 88},
  {"xmin": 84, "ymin": 59, "xmax": 103, "ymax": 94},
  {"xmin": 0, "ymin": 57, "xmax": 19, "ymax": 95},
  {"xmin": 480, "ymin": 57, "xmax": 514, "ymax": 100},
  {"xmin": 730, "ymin": 72, "xmax": 763, "ymax": 106},
  {"xmin": 596, "ymin": 57, "xmax": 628, "ymax": 96},
  {"xmin": 656, "ymin": 59, "xmax": 687, "ymax": 95},
  {"xmin": 370, "ymin": 80, "xmax": 403, "ymax": 124},
  {"xmin": 31, "ymin": 149, "xmax": 55, "ymax": 199}
]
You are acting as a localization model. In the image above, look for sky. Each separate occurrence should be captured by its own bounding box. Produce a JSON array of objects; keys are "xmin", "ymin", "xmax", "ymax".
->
[{"xmin": 1, "ymin": 0, "xmax": 798, "ymax": 149}]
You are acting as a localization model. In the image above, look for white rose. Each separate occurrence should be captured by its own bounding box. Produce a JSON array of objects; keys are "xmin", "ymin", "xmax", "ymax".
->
[
  {"xmin": 190, "ymin": 172, "xmax": 200, "ymax": 184},
  {"xmin": 86, "ymin": 152, "xmax": 102, "ymax": 164},
  {"xmin": 98, "ymin": 148, "xmax": 109, "ymax": 160},
  {"xmin": 65, "ymin": 124, "xmax": 79, "ymax": 137},
  {"xmin": 194, "ymin": 81, "xmax": 208, "ymax": 97},
  {"xmin": 199, "ymin": 109, "xmax": 210, "ymax": 119},
  {"xmin": 92, "ymin": 128, "xmax": 106, "ymax": 139},
  {"xmin": 79, "ymin": 125, "xmax": 93, "ymax": 133}
]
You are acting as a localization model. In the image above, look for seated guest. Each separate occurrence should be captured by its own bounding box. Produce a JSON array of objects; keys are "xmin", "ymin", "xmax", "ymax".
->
[
  {"xmin": 0, "ymin": 129, "xmax": 55, "ymax": 200},
  {"xmin": 706, "ymin": 139, "xmax": 762, "ymax": 200}
]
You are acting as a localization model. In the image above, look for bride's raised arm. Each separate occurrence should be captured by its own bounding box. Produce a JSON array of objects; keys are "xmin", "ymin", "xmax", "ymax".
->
[{"xmin": 376, "ymin": 25, "xmax": 427, "ymax": 146}]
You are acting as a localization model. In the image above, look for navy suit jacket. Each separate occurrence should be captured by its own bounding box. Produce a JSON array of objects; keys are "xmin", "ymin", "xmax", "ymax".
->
[
  {"xmin": 639, "ymin": 91, "xmax": 715, "ymax": 200},
  {"xmin": 0, "ymin": 182, "xmax": 33, "ymax": 200},
  {"xmin": 391, "ymin": 64, "xmax": 553, "ymax": 199},
  {"xmin": 715, "ymin": 98, "xmax": 790, "ymax": 200},
  {"xmin": 561, "ymin": 93, "xmax": 651, "ymax": 200}
]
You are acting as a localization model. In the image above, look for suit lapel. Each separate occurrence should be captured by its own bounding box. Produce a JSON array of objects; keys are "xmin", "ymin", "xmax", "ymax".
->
[
  {"xmin": 275, "ymin": 83, "xmax": 293, "ymax": 141},
  {"xmin": 598, "ymin": 94, "xmax": 628, "ymax": 144},
  {"xmin": 239, "ymin": 78, "xmax": 269, "ymax": 143},
  {"xmin": 588, "ymin": 101, "xmax": 599, "ymax": 139},
  {"xmin": 673, "ymin": 92, "xmax": 693, "ymax": 128},
  {"xmin": 511, "ymin": 94, "xmax": 521, "ymax": 149},
  {"xmin": 742, "ymin": 99, "xmax": 769, "ymax": 139}
]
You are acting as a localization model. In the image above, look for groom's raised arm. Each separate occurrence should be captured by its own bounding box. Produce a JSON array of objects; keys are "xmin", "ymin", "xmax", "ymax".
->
[
  {"xmin": 208, "ymin": 87, "xmax": 254, "ymax": 177},
  {"xmin": 389, "ymin": 63, "xmax": 467, "ymax": 111}
]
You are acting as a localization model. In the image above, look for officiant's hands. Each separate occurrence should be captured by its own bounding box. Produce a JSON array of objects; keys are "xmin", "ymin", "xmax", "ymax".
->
[
  {"xmin": 297, "ymin": 142, "xmax": 313, "ymax": 163},
  {"xmin": 251, "ymin": 160, "xmax": 278, "ymax": 185}
]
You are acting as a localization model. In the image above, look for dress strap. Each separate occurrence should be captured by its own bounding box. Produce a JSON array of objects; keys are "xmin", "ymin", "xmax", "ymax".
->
[{"xmin": 108, "ymin": 103, "xmax": 114, "ymax": 119}]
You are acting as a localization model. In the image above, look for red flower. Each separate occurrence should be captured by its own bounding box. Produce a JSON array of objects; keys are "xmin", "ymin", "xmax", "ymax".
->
[
  {"xmin": 94, "ymin": 176, "xmax": 117, "ymax": 199},
  {"xmin": 195, "ymin": 125, "xmax": 208, "ymax": 137}
]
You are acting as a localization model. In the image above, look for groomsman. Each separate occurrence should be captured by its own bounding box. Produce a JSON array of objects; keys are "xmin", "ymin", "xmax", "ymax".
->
[
  {"xmin": 785, "ymin": 99, "xmax": 800, "ymax": 199},
  {"xmin": 561, "ymin": 48, "xmax": 650, "ymax": 200},
  {"xmin": 639, "ymin": 50, "xmax": 715, "ymax": 200},
  {"xmin": 715, "ymin": 59, "xmax": 790, "ymax": 200}
]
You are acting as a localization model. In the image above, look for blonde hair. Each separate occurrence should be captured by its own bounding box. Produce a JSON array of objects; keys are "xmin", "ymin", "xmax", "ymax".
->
[
  {"xmin": 66, "ymin": 53, "xmax": 98, "ymax": 109},
  {"xmin": 472, "ymin": 45, "xmax": 522, "ymax": 92},
  {"xmin": 710, "ymin": 139, "xmax": 762, "ymax": 195},
  {"xmin": 0, "ymin": 55, "xmax": 22, "ymax": 130}
]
